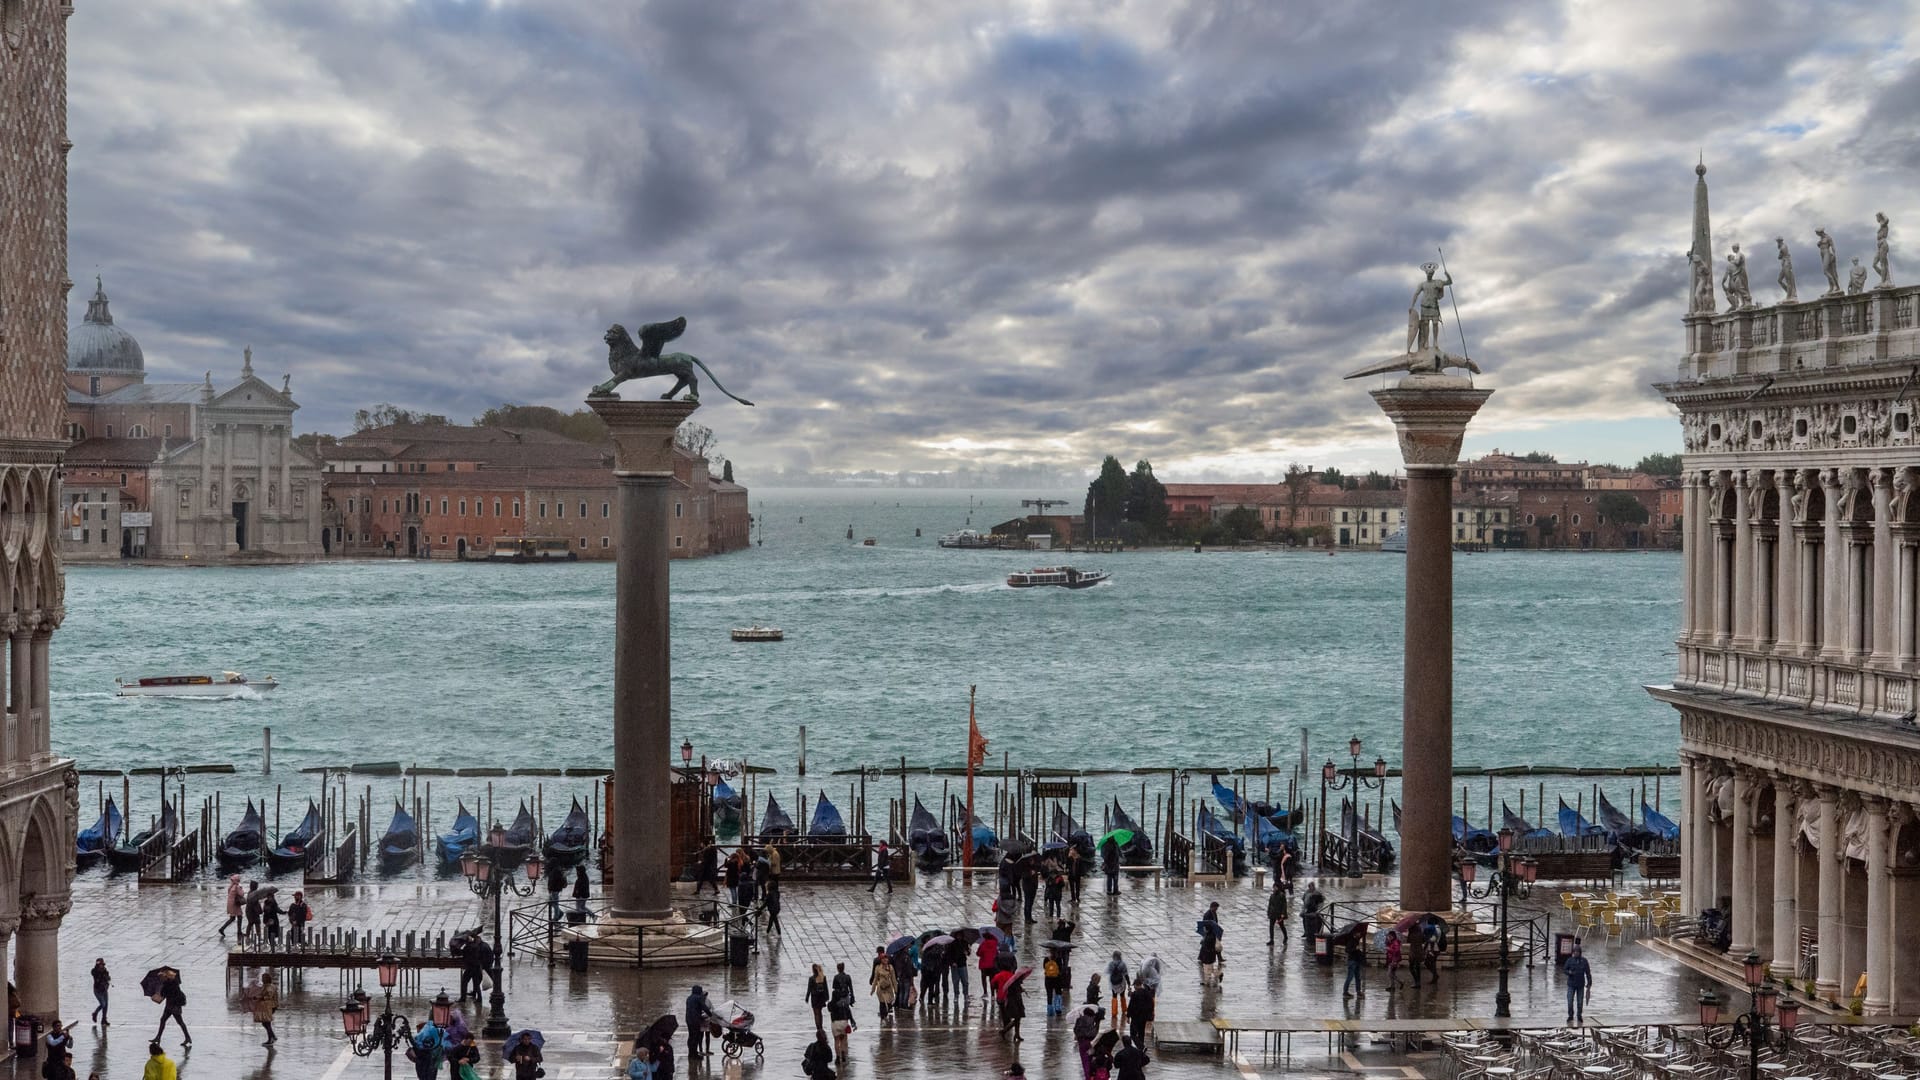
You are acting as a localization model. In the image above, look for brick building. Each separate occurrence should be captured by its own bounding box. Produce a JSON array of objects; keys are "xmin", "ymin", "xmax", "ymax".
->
[{"xmin": 318, "ymin": 423, "xmax": 749, "ymax": 560}]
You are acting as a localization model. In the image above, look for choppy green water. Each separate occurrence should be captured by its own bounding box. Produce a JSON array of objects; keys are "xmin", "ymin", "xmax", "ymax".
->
[{"xmin": 52, "ymin": 488, "xmax": 1684, "ymax": 838}]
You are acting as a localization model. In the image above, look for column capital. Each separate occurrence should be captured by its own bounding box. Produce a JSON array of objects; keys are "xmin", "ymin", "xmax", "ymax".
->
[
  {"xmin": 586, "ymin": 399, "xmax": 701, "ymax": 478},
  {"xmin": 1870, "ymin": 468, "xmax": 1892, "ymax": 493},
  {"xmin": 20, "ymin": 893, "xmax": 69, "ymax": 929},
  {"xmin": 16, "ymin": 612, "xmax": 41, "ymax": 637},
  {"xmin": 1366, "ymin": 377, "xmax": 1493, "ymax": 468}
]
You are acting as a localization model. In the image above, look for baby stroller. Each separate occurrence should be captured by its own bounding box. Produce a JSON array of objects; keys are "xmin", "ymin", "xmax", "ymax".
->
[{"xmin": 707, "ymin": 1001, "xmax": 764, "ymax": 1062}]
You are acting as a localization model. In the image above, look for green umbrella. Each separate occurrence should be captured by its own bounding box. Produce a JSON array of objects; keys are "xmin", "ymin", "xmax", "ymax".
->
[{"xmin": 1095, "ymin": 828, "xmax": 1136, "ymax": 849}]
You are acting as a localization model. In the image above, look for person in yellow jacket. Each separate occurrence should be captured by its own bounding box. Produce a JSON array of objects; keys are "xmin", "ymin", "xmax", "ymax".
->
[{"xmin": 143, "ymin": 1041, "xmax": 178, "ymax": 1080}]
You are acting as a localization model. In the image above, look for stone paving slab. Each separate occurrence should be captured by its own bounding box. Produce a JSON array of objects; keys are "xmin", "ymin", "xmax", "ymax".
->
[{"xmin": 21, "ymin": 870, "xmax": 1710, "ymax": 1078}]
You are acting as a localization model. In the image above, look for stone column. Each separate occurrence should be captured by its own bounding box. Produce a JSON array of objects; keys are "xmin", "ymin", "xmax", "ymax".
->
[
  {"xmin": 1820, "ymin": 470, "xmax": 1844, "ymax": 660},
  {"xmin": 1681, "ymin": 475, "xmax": 1701, "ymax": 642},
  {"xmin": 588, "ymin": 397, "xmax": 700, "ymax": 921},
  {"xmin": 1733, "ymin": 471, "xmax": 1754, "ymax": 648},
  {"xmin": 29, "ymin": 623, "xmax": 50, "ymax": 759},
  {"xmin": 1865, "ymin": 796, "xmax": 1892, "ymax": 1012},
  {"xmin": 10, "ymin": 620, "xmax": 32, "ymax": 746},
  {"xmin": 1368, "ymin": 372, "xmax": 1491, "ymax": 914},
  {"xmin": 1729, "ymin": 766, "xmax": 1754, "ymax": 954},
  {"xmin": 280, "ymin": 426, "xmax": 292, "ymax": 523},
  {"xmin": 1870, "ymin": 469, "xmax": 1894, "ymax": 664},
  {"xmin": 1772, "ymin": 780, "xmax": 1800, "ymax": 971},
  {"xmin": 1681, "ymin": 754, "xmax": 1700, "ymax": 915},
  {"xmin": 221, "ymin": 423, "xmax": 234, "ymax": 510},
  {"xmin": 0, "ymin": 621, "xmax": 12, "ymax": 765},
  {"xmin": 15, "ymin": 898, "xmax": 66, "ymax": 1023},
  {"xmin": 1776, "ymin": 474, "xmax": 1801, "ymax": 655},
  {"xmin": 1815, "ymin": 784, "xmax": 1842, "ymax": 997}
]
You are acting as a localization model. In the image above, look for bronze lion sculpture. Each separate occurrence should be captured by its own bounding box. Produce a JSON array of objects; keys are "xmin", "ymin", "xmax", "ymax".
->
[{"xmin": 591, "ymin": 316, "xmax": 754, "ymax": 406}]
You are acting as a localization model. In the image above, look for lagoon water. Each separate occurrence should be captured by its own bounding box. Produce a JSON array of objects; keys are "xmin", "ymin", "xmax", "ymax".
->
[{"xmin": 53, "ymin": 489, "xmax": 1683, "ymax": 836}]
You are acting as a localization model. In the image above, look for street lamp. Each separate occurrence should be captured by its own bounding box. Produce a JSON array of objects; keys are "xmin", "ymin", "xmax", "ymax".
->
[
  {"xmin": 681, "ymin": 738, "xmax": 694, "ymax": 768},
  {"xmin": 461, "ymin": 842, "xmax": 543, "ymax": 1038},
  {"xmin": 1459, "ymin": 827, "xmax": 1537, "ymax": 1018},
  {"xmin": 1698, "ymin": 950, "xmax": 1798, "ymax": 1080},
  {"xmin": 340, "ymin": 954, "xmax": 415, "ymax": 1080},
  {"xmin": 1321, "ymin": 737, "xmax": 1389, "ymax": 878}
]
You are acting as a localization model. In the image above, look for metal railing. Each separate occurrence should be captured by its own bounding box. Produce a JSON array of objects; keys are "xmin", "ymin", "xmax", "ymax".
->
[
  {"xmin": 506, "ymin": 896, "xmax": 757, "ymax": 968},
  {"xmin": 140, "ymin": 829, "xmax": 200, "ymax": 883},
  {"xmin": 1320, "ymin": 899, "xmax": 1549, "ymax": 968}
]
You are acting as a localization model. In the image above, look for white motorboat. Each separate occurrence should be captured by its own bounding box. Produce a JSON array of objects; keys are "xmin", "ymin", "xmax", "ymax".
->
[
  {"xmin": 114, "ymin": 671, "xmax": 279, "ymax": 697},
  {"xmin": 731, "ymin": 626, "xmax": 785, "ymax": 642}
]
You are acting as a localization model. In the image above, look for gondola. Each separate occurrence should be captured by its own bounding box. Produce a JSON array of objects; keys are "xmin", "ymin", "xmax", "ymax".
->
[
  {"xmin": 1451, "ymin": 814, "xmax": 1498, "ymax": 863},
  {"xmin": 1049, "ymin": 805, "xmax": 1094, "ymax": 864},
  {"xmin": 909, "ymin": 796, "xmax": 949, "ymax": 867},
  {"xmin": 107, "ymin": 801, "xmax": 177, "ymax": 873},
  {"xmin": 76, "ymin": 797, "xmax": 123, "ymax": 870},
  {"xmin": 1211, "ymin": 776, "xmax": 1300, "ymax": 849},
  {"xmin": 1108, "ymin": 798, "xmax": 1154, "ymax": 866},
  {"xmin": 1210, "ymin": 777, "xmax": 1250, "ymax": 827},
  {"xmin": 761, "ymin": 794, "xmax": 797, "ymax": 838},
  {"xmin": 1501, "ymin": 801, "xmax": 1553, "ymax": 841},
  {"xmin": 1194, "ymin": 805, "xmax": 1246, "ymax": 875},
  {"xmin": 266, "ymin": 801, "xmax": 322, "ymax": 875},
  {"xmin": 377, "ymin": 801, "xmax": 420, "ymax": 873},
  {"xmin": 1341, "ymin": 799, "xmax": 1395, "ymax": 872},
  {"xmin": 712, "ymin": 780, "xmax": 743, "ymax": 837},
  {"xmin": 493, "ymin": 802, "xmax": 536, "ymax": 871},
  {"xmin": 1641, "ymin": 802, "xmax": 1679, "ymax": 842},
  {"xmin": 216, "ymin": 799, "xmax": 267, "ymax": 870},
  {"xmin": 1595, "ymin": 792, "xmax": 1634, "ymax": 838},
  {"xmin": 543, "ymin": 798, "xmax": 592, "ymax": 866},
  {"xmin": 949, "ymin": 795, "xmax": 998, "ymax": 862},
  {"xmin": 1556, "ymin": 797, "xmax": 1608, "ymax": 839},
  {"xmin": 436, "ymin": 802, "xmax": 480, "ymax": 871},
  {"xmin": 806, "ymin": 792, "xmax": 846, "ymax": 838},
  {"xmin": 1248, "ymin": 806, "xmax": 1293, "ymax": 859}
]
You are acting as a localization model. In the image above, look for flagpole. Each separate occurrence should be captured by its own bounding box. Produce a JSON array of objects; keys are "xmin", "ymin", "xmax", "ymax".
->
[{"xmin": 964, "ymin": 685, "xmax": 977, "ymax": 869}]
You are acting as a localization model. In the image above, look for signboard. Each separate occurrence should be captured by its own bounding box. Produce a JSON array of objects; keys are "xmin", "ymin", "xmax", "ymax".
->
[
  {"xmin": 121, "ymin": 512, "xmax": 152, "ymax": 527},
  {"xmin": 1030, "ymin": 781, "xmax": 1078, "ymax": 799}
]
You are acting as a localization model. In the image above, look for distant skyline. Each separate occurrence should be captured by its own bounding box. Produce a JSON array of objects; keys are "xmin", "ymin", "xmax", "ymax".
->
[{"xmin": 65, "ymin": 2, "xmax": 1919, "ymax": 479}]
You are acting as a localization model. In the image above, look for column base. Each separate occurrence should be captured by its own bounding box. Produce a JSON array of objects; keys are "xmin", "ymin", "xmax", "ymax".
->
[
  {"xmin": 608, "ymin": 906, "xmax": 672, "ymax": 922},
  {"xmin": 554, "ymin": 912, "xmax": 732, "ymax": 968}
]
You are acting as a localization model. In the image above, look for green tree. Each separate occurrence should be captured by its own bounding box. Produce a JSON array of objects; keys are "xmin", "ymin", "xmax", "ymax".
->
[
  {"xmin": 1283, "ymin": 463, "xmax": 1312, "ymax": 529},
  {"xmin": 1596, "ymin": 490, "xmax": 1650, "ymax": 526},
  {"xmin": 1634, "ymin": 452, "xmax": 1682, "ymax": 476},
  {"xmin": 1127, "ymin": 460, "xmax": 1169, "ymax": 538},
  {"xmin": 1085, "ymin": 456, "xmax": 1129, "ymax": 538},
  {"xmin": 1221, "ymin": 506, "xmax": 1263, "ymax": 542},
  {"xmin": 1520, "ymin": 450, "xmax": 1558, "ymax": 463},
  {"xmin": 1362, "ymin": 470, "xmax": 1394, "ymax": 491},
  {"xmin": 722, "ymin": 459, "xmax": 734, "ymax": 483},
  {"xmin": 353, "ymin": 403, "xmax": 449, "ymax": 431},
  {"xmin": 1320, "ymin": 467, "xmax": 1348, "ymax": 490},
  {"xmin": 475, "ymin": 403, "xmax": 609, "ymax": 444}
]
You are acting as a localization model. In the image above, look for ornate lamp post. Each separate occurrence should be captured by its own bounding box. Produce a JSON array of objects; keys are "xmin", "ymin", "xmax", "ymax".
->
[
  {"xmin": 1321, "ymin": 736, "xmax": 1389, "ymax": 878},
  {"xmin": 341, "ymin": 955, "xmax": 454, "ymax": 1080},
  {"xmin": 1699, "ymin": 951, "xmax": 1799, "ymax": 1080},
  {"xmin": 1458, "ymin": 827, "xmax": 1537, "ymax": 1017},
  {"xmin": 680, "ymin": 738, "xmax": 694, "ymax": 769},
  {"xmin": 460, "ymin": 843, "xmax": 543, "ymax": 1038}
]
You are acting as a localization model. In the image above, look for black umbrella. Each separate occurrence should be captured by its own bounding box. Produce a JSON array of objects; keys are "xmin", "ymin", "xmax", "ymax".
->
[{"xmin": 140, "ymin": 967, "xmax": 179, "ymax": 998}]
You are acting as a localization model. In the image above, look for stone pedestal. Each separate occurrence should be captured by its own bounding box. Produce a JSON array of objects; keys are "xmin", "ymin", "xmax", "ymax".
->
[
  {"xmin": 1369, "ymin": 371, "xmax": 1492, "ymax": 915},
  {"xmin": 588, "ymin": 397, "xmax": 700, "ymax": 921}
]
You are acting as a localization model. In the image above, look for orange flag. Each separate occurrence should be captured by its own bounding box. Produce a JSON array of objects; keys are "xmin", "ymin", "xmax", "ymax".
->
[{"xmin": 968, "ymin": 714, "xmax": 989, "ymax": 768}]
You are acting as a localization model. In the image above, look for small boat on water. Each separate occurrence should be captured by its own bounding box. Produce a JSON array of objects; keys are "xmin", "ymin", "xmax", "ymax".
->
[
  {"xmin": 108, "ymin": 801, "xmax": 177, "ymax": 873},
  {"xmin": 1048, "ymin": 806, "xmax": 1094, "ymax": 863},
  {"xmin": 1007, "ymin": 566, "xmax": 1109, "ymax": 589},
  {"xmin": 543, "ymin": 798, "xmax": 592, "ymax": 867},
  {"xmin": 807, "ymin": 792, "xmax": 846, "ymax": 838},
  {"xmin": 435, "ymin": 803, "xmax": 480, "ymax": 871},
  {"xmin": 76, "ymin": 797, "xmax": 123, "ymax": 870},
  {"xmin": 712, "ymin": 780, "xmax": 743, "ymax": 837},
  {"xmin": 1641, "ymin": 802, "xmax": 1679, "ymax": 842},
  {"xmin": 493, "ymin": 802, "xmax": 536, "ymax": 870},
  {"xmin": 761, "ymin": 794, "xmax": 797, "ymax": 838},
  {"xmin": 115, "ymin": 671, "xmax": 278, "ymax": 698},
  {"xmin": 377, "ymin": 802, "xmax": 419, "ymax": 874},
  {"xmin": 1107, "ymin": 799, "xmax": 1154, "ymax": 866},
  {"xmin": 731, "ymin": 626, "xmax": 784, "ymax": 642},
  {"xmin": 1501, "ymin": 801, "xmax": 1553, "ymax": 841},
  {"xmin": 1195, "ymin": 805, "xmax": 1246, "ymax": 874},
  {"xmin": 1380, "ymin": 527, "xmax": 1407, "ymax": 553},
  {"xmin": 908, "ymin": 797, "xmax": 949, "ymax": 867},
  {"xmin": 266, "ymin": 801, "xmax": 321, "ymax": 874},
  {"xmin": 217, "ymin": 800, "xmax": 267, "ymax": 870},
  {"xmin": 937, "ymin": 529, "xmax": 1002, "ymax": 549}
]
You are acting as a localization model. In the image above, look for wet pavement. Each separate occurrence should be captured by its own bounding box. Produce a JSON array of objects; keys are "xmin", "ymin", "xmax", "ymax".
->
[{"xmin": 18, "ymin": 869, "xmax": 1710, "ymax": 1078}]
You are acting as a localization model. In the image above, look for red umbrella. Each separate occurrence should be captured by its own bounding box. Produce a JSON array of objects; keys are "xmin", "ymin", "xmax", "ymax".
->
[{"xmin": 992, "ymin": 969, "xmax": 1014, "ymax": 1000}]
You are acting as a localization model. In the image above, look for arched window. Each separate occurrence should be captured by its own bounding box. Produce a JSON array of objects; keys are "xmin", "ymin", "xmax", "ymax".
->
[{"xmin": 129, "ymin": 424, "xmax": 146, "ymax": 438}]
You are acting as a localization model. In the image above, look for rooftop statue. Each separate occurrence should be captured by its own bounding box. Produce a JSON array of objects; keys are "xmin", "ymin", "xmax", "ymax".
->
[
  {"xmin": 1775, "ymin": 237, "xmax": 1797, "ymax": 304},
  {"xmin": 1722, "ymin": 244, "xmax": 1753, "ymax": 309},
  {"xmin": 1345, "ymin": 261, "xmax": 1481, "ymax": 380},
  {"xmin": 1848, "ymin": 257, "xmax": 1868, "ymax": 295},
  {"xmin": 1816, "ymin": 228, "xmax": 1840, "ymax": 296},
  {"xmin": 591, "ymin": 316, "xmax": 755, "ymax": 406},
  {"xmin": 1874, "ymin": 212, "xmax": 1892, "ymax": 288}
]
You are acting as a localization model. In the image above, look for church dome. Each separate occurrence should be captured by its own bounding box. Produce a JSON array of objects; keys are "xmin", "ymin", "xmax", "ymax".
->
[{"xmin": 67, "ymin": 277, "xmax": 145, "ymax": 374}]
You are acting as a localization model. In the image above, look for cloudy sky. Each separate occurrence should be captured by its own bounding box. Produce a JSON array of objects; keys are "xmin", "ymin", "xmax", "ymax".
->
[{"xmin": 65, "ymin": 0, "xmax": 1920, "ymax": 479}]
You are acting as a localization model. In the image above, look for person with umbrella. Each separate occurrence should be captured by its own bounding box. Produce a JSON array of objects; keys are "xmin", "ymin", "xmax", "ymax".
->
[
  {"xmin": 409, "ymin": 1023, "xmax": 444, "ymax": 1080},
  {"xmin": 143, "ymin": 967, "xmax": 189, "ymax": 1047},
  {"xmin": 243, "ymin": 880, "xmax": 264, "ymax": 941},
  {"xmin": 868, "ymin": 945, "xmax": 896, "ymax": 1023},
  {"xmin": 1196, "ymin": 902, "xmax": 1224, "ymax": 987},
  {"xmin": 1113, "ymin": 1033, "xmax": 1151, "ymax": 1080},
  {"xmin": 919, "ymin": 935, "xmax": 951, "ymax": 1008},
  {"xmin": 993, "ymin": 965, "xmax": 1029, "ymax": 1041},
  {"xmin": 890, "ymin": 940, "xmax": 915, "ymax": 1012},
  {"xmin": 1091, "ymin": 1030, "xmax": 1118, "ymax": 1079},
  {"xmin": 946, "ymin": 929, "xmax": 971, "ymax": 1004},
  {"xmin": 1018, "ymin": 854, "xmax": 1040, "ymax": 923},
  {"xmin": 637, "ymin": 1015, "xmax": 677, "ymax": 1080},
  {"xmin": 505, "ymin": 1030, "xmax": 543, "ymax": 1080}
]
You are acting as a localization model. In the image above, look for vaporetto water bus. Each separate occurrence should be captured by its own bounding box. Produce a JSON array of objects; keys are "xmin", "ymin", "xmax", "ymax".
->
[{"xmin": 114, "ymin": 672, "xmax": 279, "ymax": 698}]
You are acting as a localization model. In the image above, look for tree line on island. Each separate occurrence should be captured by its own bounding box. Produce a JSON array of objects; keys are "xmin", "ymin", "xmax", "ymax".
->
[
  {"xmin": 295, "ymin": 402, "xmax": 735, "ymax": 482},
  {"xmin": 1074, "ymin": 451, "xmax": 1679, "ymax": 547}
]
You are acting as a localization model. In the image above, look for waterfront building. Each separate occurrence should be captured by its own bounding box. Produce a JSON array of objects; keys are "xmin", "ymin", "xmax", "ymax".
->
[
  {"xmin": 1651, "ymin": 162, "xmax": 1920, "ymax": 1014},
  {"xmin": 62, "ymin": 283, "xmax": 325, "ymax": 560},
  {"xmin": 0, "ymin": 0, "xmax": 79, "ymax": 1021},
  {"xmin": 318, "ymin": 423, "xmax": 748, "ymax": 559}
]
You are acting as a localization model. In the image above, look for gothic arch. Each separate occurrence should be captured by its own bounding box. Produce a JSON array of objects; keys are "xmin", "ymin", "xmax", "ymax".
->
[{"xmin": 17, "ymin": 794, "xmax": 64, "ymax": 901}]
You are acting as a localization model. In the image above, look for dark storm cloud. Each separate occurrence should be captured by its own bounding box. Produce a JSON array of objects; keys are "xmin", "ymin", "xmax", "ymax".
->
[{"xmin": 61, "ymin": 0, "xmax": 1920, "ymax": 478}]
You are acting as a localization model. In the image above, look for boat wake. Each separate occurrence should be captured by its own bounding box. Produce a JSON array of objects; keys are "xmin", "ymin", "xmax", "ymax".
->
[
  {"xmin": 682, "ymin": 582, "xmax": 1002, "ymax": 605},
  {"xmin": 117, "ymin": 687, "xmax": 265, "ymax": 703}
]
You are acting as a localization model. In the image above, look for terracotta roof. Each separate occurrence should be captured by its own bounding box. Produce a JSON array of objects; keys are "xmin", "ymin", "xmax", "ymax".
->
[
  {"xmin": 65, "ymin": 437, "xmax": 166, "ymax": 464},
  {"xmin": 1162, "ymin": 483, "xmax": 1283, "ymax": 502},
  {"xmin": 1338, "ymin": 489, "xmax": 1405, "ymax": 507}
]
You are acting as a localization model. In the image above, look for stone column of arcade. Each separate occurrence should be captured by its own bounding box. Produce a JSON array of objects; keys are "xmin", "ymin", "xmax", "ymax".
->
[
  {"xmin": 588, "ymin": 397, "xmax": 699, "ymax": 921},
  {"xmin": 1368, "ymin": 371, "xmax": 1491, "ymax": 915}
]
